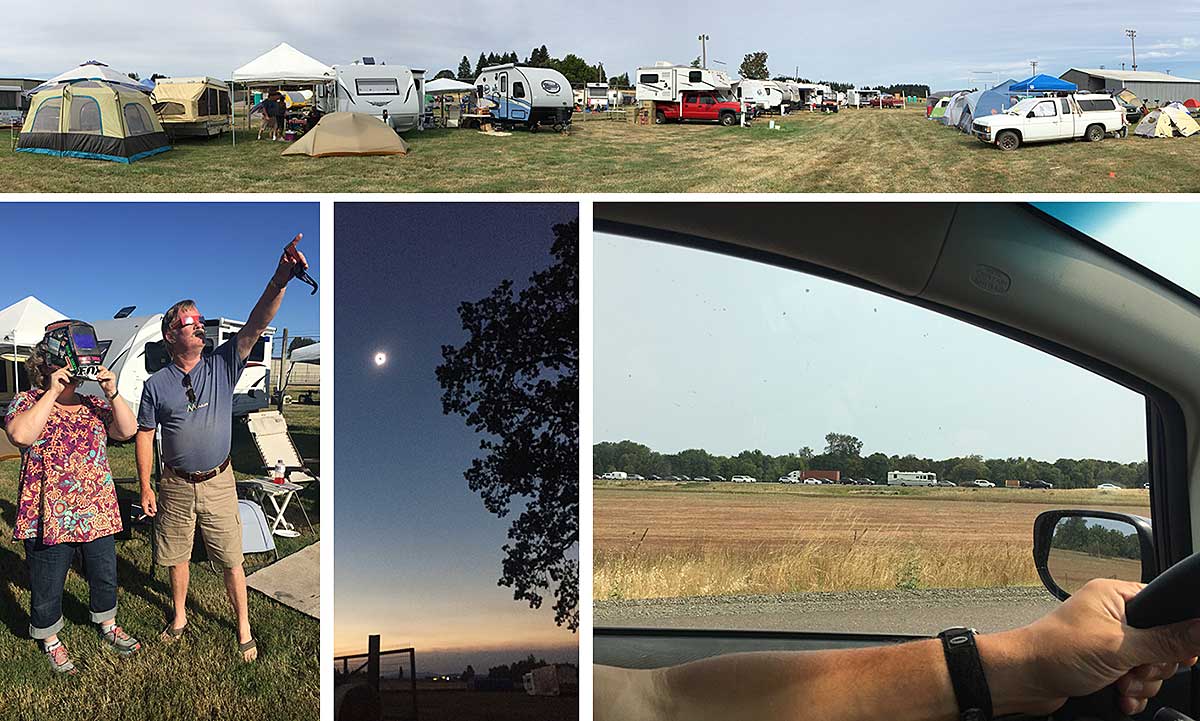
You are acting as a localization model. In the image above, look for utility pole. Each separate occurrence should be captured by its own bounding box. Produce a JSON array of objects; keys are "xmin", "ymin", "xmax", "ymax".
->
[
  {"xmin": 1125, "ymin": 29, "xmax": 1137, "ymax": 71},
  {"xmin": 698, "ymin": 34, "xmax": 709, "ymax": 69},
  {"xmin": 1030, "ymin": 60, "xmax": 1038, "ymax": 75}
]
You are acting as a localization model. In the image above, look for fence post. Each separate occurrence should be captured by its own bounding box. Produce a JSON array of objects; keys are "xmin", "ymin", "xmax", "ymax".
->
[
  {"xmin": 276, "ymin": 328, "xmax": 289, "ymax": 411},
  {"xmin": 410, "ymin": 649, "xmax": 418, "ymax": 720},
  {"xmin": 367, "ymin": 635, "xmax": 380, "ymax": 693}
]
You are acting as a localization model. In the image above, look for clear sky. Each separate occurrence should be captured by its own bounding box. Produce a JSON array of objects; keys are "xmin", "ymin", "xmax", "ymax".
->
[
  {"xmin": 594, "ymin": 203, "xmax": 1200, "ymax": 465},
  {"xmin": 334, "ymin": 203, "xmax": 578, "ymax": 674},
  {"xmin": 6, "ymin": 2, "xmax": 1198, "ymax": 91},
  {"xmin": 0, "ymin": 202, "xmax": 320, "ymax": 343}
]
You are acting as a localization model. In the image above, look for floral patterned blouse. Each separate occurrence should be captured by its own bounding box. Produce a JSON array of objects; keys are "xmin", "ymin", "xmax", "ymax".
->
[{"xmin": 5, "ymin": 390, "xmax": 123, "ymax": 545}]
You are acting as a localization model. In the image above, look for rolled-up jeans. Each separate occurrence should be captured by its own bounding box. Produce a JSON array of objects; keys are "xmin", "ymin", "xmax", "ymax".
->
[{"xmin": 24, "ymin": 534, "xmax": 118, "ymax": 639}]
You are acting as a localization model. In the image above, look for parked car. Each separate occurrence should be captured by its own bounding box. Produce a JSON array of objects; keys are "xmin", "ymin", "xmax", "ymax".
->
[
  {"xmin": 731, "ymin": 475, "xmax": 756, "ymax": 483},
  {"xmin": 802, "ymin": 478, "xmax": 823, "ymax": 485},
  {"xmin": 1097, "ymin": 483, "xmax": 1121, "ymax": 490},
  {"xmin": 936, "ymin": 480, "xmax": 957, "ymax": 487},
  {"xmin": 693, "ymin": 476, "xmax": 711, "ymax": 482},
  {"xmin": 648, "ymin": 474, "xmax": 662, "ymax": 480},
  {"xmin": 855, "ymin": 478, "xmax": 874, "ymax": 485},
  {"xmin": 713, "ymin": 475, "xmax": 727, "ymax": 482},
  {"xmin": 972, "ymin": 93, "xmax": 1125, "ymax": 150},
  {"xmin": 1143, "ymin": 482, "xmax": 1150, "ymax": 490},
  {"xmin": 971, "ymin": 479, "xmax": 996, "ymax": 488},
  {"xmin": 1028, "ymin": 480, "xmax": 1053, "ymax": 489}
]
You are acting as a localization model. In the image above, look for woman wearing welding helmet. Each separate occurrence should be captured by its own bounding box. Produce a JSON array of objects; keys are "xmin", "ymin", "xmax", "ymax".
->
[{"xmin": 3, "ymin": 323, "xmax": 142, "ymax": 673}]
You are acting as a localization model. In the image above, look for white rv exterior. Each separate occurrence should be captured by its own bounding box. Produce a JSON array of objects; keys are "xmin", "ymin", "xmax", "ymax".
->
[
  {"xmin": 635, "ymin": 63, "xmax": 733, "ymax": 102},
  {"xmin": 585, "ymin": 82, "xmax": 609, "ymax": 109},
  {"xmin": 333, "ymin": 61, "xmax": 426, "ymax": 132},
  {"xmin": 474, "ymin": 64, "xmax": 573, "ymax": 130},
  {"xmin": 887, "ymin": 471, "xmax": 938, "ymax": 487},
  {"xmin": 736, "ymin": 79, "xmax": 785, "ymax": 111},
  {"xmin": 84, "ymin": 314, "xmax": 274, "ymax": 417}
]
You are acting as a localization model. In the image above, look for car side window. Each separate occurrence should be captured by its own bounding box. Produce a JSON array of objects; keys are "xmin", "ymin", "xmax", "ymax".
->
[
  {"xmin": 593, "ymin": 235, "xmax": 1151, "ymax": 635},
  {"xmin": 1033, "ymin": 101, "xmax": 1057, "ymax": 117}
]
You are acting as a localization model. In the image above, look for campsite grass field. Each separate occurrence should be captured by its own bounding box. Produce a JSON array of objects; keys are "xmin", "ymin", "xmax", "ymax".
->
[
  {"xmin": 592, "ymin": 479, "xmax": 1152, "ymax": 601},
  {"xmin": 3, "ymin": 106, "xmax": 1199, "ymax": 192},
  {"xmin": 0, "ymin": 392, "xmax": 320, "ymax": 721}
]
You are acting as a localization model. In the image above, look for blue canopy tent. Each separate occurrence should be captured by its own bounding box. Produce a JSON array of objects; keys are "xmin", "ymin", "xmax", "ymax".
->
[{"xmin": 1009, "ymin": 74, "xmax": 1076, "ymax": 94}]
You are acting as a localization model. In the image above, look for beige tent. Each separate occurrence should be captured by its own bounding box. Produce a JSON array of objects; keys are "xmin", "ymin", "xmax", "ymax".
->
[
  {"xmin": 281, "ymin": 112, "xmax": 409, "ymax": 157},
  {"xmin": 1134, "ymin": 106, "xmax": 1200, "ymax": 138},
  {"xmin": 151, "ymin": 77, "xmax": 231, "ymax": 137}
]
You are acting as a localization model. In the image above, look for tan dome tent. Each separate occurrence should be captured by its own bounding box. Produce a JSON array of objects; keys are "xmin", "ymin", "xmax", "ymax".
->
[
  {"xmin": 151, "ymin": 77, "xmax": 231, "ymax": 137},
  {"xmin": 281, "ymin": 112, "xmax": 408, "ymax": 157},
  {"xmin": 1134, "ymin": 106, "xmax": 1200, "ymax": 138},
  {"xmin": 16, "ymin": 80, "xmax": 170, "ymax": 162}
]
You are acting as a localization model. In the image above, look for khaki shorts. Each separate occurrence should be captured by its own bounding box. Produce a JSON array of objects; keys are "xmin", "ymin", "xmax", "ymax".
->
[{"xmin": 155, "ymin": 464, "xmax": 244, "ymax": 569}]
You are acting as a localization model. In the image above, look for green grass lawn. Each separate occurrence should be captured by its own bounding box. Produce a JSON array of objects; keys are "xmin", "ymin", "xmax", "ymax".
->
[
  {"xmin": 0, "ymin": 394, "xmax": 320, "ymax": 721},
  {"xmin": 2, "ymin": 107, "xmax": 1196, "ymax": 192}
]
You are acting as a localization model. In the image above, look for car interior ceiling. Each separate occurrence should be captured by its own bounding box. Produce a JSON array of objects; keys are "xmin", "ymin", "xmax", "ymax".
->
[{"xmin": 595, "ymin": 202, "xmax": 1199, "ymax": 551}]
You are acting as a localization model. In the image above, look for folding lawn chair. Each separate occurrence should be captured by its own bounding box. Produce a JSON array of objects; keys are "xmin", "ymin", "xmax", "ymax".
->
[{"xmin": 240, "ymin": 409, "xmax": 315, "ymax": 534}]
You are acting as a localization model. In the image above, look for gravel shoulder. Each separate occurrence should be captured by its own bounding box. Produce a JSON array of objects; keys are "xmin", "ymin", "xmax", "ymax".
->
[{"xmin": 595, "ymin": 586, "xmax": 1060, "ymax": 635}]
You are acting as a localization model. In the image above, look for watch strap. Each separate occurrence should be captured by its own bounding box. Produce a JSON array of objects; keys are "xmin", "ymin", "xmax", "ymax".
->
[{"xmin": 938, "ymin": 627, "xmax": 993, "ymax": 721}]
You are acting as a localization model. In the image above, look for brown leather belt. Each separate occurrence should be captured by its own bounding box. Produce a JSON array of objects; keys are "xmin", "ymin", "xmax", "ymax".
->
[{"xmin": 168, "ymin": 457, "xmax": 231, "ymax": 483}]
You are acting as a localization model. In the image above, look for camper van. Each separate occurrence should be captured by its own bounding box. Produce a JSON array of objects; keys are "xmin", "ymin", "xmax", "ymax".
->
[
  {"xmin": 333, "ymin": 59, "xmax": 426, "ymax": 133},
  {"xmin": 84, "ymin": 314, "xmax": 274, "ymax": 417},
  {"xmin": 585, "ymin": 82, "xmax": 609, "ymax": 110},
  {"xmin": 635, "ymin": 63, "xmax": 733, "ymax": 102},
  {"xmin": 0, "ymin": 79, "xmax": 40, "ymax": 125},
  {"xmin": 474, "ymin": 64, "xmax": 573, "ymax": 131},
  {"xmin": 887, "ymin": 471, "xmax": 938, "ymax": 487},
  {"xmin": 735, "ymin": 79, "xmax": 785, "ymax": 113}
]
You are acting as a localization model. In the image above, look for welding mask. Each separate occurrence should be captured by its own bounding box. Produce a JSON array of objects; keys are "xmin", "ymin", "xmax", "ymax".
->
[{"xmin": 43, "ymin": 320, "xmax": 105, "ymax": 381}]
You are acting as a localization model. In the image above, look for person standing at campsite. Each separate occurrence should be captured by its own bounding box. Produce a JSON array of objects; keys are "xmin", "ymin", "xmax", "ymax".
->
[
  {"xmin": 136, "ymin": 237, "xmax": 308, "ymax": 663},
  {"xmin": 257, "ymin": 93, "xmax": 278, "ymax": 141},
  {"xmin": 5, "ymin": 337, "xmax": 142, "ymax": 673},
  {"xmin": 271, "ymin": 92, "xmax": 288, "ymax": 141}
]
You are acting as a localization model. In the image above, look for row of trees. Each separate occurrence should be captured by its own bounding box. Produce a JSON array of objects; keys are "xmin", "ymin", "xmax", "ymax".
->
[
  {"xmin": 1053, "ymin": 516, "xmax": 1140, "ymax": 560},
  {"xmin": 594, "ymin": 434, "xmax": 1148, "ymax": 489},
  {"xmin": 737, "ymin": 50, "xmax": 929, "ymax": 95}
]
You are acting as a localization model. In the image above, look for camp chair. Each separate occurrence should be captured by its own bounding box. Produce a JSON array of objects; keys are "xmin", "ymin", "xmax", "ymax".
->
[
  {"xmin": 242, "ymin": 409, "xmax": 315, "ymax": 533},
  {"xmin": 238, "ymin": 499, "xmax": 278, "ymax": 564}
]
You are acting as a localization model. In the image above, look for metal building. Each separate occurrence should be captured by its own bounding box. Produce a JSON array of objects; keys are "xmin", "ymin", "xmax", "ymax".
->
[{"xmin": 1060, "ymin": 68, "xmax": 1200, "ymax": 104}]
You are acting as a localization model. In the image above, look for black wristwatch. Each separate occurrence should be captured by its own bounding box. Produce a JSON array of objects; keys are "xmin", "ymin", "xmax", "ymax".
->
[{"xmin": 938, "ymin": 627, "xmax": 993, "ymax": 721}]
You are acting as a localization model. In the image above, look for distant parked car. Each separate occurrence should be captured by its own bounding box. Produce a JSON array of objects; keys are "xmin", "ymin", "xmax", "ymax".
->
[
  {"xmin": 841, "ymin": 478, "xmax": 856, "ymax": 485},
  {"xmin": 855, "ymin": 478, "xmax": 874, "ymax": 485},
  {"xmin": 971, "ymin": 479, "xmax": 995, "ymax": 488},
  {"xmin": 668, "ymin": 475, "xmax": 682, "ymax": 481},
  {"xmin": 802, "ymin": 478, "xmax": 823, "ymax": 485},
  {"xmin": 713, "ymin": 475, "xmax": 726, "ymax": 481},
  {"xmin": 1027, "ymin": 480, "xmax": 1053, "ymax": 489},
  {"xmin": 1143, "ymin": 482, "xmax": 1150, "ymax": 490},
  {"xmin": 936, "ymin": 480, "xmax": 957, "ymax": 487},
  {"xmin": 693, "ymin": 476, "xmax": 711, "ymax": 482},
  {"xmin": 731, "ymin": 475, "xmax": 756, "ymax": 483},
  {"xmin": 629, "ymin": 474, "xmax": 645, "ymax": 480},
  {"xmin": 1097, "ymin": 483, "xmax": 1121, "ymax": 490}
]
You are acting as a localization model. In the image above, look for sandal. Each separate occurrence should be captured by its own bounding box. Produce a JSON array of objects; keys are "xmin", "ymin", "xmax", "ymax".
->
[
  {"xmin": 239, "ymin": 638, "xmax": 258, "ymax": 663},
  {"xmin": 160, "ymin": 622, "xmax": 187, "ymax": 644}
]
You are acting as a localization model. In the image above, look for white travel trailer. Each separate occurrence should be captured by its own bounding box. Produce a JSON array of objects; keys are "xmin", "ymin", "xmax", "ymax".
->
[
  {"xmin": 635, "ymin": 63, "xmax": 733, "ymax": 102},
  {"xmin": 585, "ymin": 82, "xmax": 609, "ymax": 109},
  {"xmin": 474, "ymin": 64, "xmax": 573, "ymax": 130},
  {"xmin": 333, "ymin": 59, "xmax": 426, "ymax": 132},
  {"xmin": 887, "ymin": 471, "xmax": 938, "ymax": 487},
  {"xmin": 735, "ymin": 79, "xmax": 785, "ymax": 112},
  {"xmin": 83, "ymin": 313, "xmax": 274, "ymax": 417}
]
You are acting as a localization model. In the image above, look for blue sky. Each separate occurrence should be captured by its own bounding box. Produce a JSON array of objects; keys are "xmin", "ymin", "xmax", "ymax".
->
[
  {"xmin": 0, "ymin": 202, "xmax": 320, "ymax": 346},
  {"xmin": 594, "ymin": 203, "xmax": 1200, "ymax": 465},
  {"xmin": 6, "ymin": 2, "xmax": 1199, "ymax": 91},
  {"xmin": 333, "ymin": 202, "xmax": 578, "ymax": 673}
]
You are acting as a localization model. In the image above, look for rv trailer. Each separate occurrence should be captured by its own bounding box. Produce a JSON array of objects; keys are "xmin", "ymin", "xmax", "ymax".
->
[
  {"xmin": 84, "ymin": 314, "xmax": 274, "ymax": 417},
  {"xmin": 585, "ymin": 82, "xmax": 609, "ymax": 109},
  {"xmin": 635, "ymin": 63, "xmax": 733, "ymax": 102},
  {"xmin": 151, "ymin": 77, "xmax": 232, "ymax": 138},
  {"xmin": 735, "ymin": 79, "xmax": 785, "ymax": 112},
  {"xmin": 333, "ymin": 58, "xmax": 426, "ymax": 132},
  {"xmin": 474, "ymin": 63, "xmax": 573, "ymax": 131},
  {"xmin": 0, "ymin": 79, "xmax": 41, "ymax": 126}
]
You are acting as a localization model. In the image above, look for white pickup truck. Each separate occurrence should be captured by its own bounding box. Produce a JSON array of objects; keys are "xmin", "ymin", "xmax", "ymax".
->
[{"xmin": 972, "ymin": 93, "xmax": 1126, "ymax": 150}]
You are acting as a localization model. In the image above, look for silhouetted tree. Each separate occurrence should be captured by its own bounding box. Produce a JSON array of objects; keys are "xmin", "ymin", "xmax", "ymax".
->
[
  {"xmin": 434, "ymin": 69, "xmax": 455, "ymax": 80},
  {"xmin": 437, "ymin": 219, "xmax": 579, "ymax": 631},
  {"xmin": 739, "ymin": 52, "xmax": 770, "ymax": 80},
  {"xmin": 457, "ymin": 56, "xmax": 473, "ymax": 80},
  {"xmin": 288, "ymin": 336, "xmax": 317, "ymax": 353}
]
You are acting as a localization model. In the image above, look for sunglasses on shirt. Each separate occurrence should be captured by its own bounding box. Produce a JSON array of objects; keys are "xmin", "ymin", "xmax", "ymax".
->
[{"xmin": 182, "ymin": 374, "xmax": 197, "ymax": 412}]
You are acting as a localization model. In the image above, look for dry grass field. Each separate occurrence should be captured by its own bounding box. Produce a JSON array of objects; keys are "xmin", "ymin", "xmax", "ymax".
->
[
  {"xmin": 593, "ymin": 481, "xmax": 1150, "ymax": 600},
  {"xmin": 3, "ymin": 106, "xmax": 1198, "ymax": 192}
]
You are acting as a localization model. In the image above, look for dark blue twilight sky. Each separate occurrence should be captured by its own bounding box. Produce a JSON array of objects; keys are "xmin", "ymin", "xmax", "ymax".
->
[{"xmin": 334, "ymin": 203, "xmax": 578, "ymax": 673}]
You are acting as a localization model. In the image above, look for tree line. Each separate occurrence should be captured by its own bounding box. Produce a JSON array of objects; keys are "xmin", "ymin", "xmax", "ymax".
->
[
  {"xmin": 594, "ymin": 433, "xmax": 1148, "ymax": 488},
  {"xmin": 1053, "ymin": 516, "xmax": 1141, "ymax": 560},
  {"xmin": 431, "ymin": 46, "xmax": 626, "ymax": 88}
]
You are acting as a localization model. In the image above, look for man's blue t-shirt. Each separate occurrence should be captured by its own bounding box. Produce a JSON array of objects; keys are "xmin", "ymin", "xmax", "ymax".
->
[{"xmin": 138, "ymin": 337, "xmax": 247, "ymax": 473}]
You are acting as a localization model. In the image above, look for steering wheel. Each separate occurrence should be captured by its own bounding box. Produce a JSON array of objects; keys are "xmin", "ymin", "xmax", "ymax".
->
[{"xmin": 1057, "ymin": 552, "xmax": 1200, "ymax": 721}]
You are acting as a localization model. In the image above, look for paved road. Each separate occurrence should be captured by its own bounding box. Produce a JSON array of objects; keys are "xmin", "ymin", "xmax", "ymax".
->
[{"xmin": 595, "ymin": 586, "xmax": 1060, "ymax": 636}]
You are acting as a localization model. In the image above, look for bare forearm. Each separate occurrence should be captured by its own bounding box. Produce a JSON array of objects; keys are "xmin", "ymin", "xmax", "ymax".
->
[
  {"xmin": 135, "ymin": 431, "xmax": 156, "ymax": 490},
  {"xmin": 106, "ymin": 397, "xmax": 138, "ymax": 441},
  {"xmin": 5, "ymin": 391, "xmax": 59, "ymax": 447},
  {"xmin": 240, "ymin": 278, "xmax": 286, "ymax": 359},
  {"xmin": 597, "ymin": 630, "xmax": 1037, "ymax": 721}
]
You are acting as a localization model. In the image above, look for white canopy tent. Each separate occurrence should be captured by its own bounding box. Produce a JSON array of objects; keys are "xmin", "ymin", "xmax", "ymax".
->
[
  {"xmin": 0, "ymin": 296, "xmax": 69, "ymax": 400},
  {"xmin": 231, "ymin": 43, "xmax": 334, "ymax": 139},
  {"xmin": 289, "ymin": 341, "xmax": 320, "ymax": 364},
  {"xmin": 424, "ymin": 78, "xmax": 475, "ymax": 93}
]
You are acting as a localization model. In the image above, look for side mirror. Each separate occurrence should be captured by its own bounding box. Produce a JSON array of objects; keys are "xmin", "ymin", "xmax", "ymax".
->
[
  {"xmin": 1026, "ymin": 111, "xmax": 1036, "ymax": 118},
  {"xmin": 1033, "ymin": 510, "xmax": 1154, "ymax": 601}
]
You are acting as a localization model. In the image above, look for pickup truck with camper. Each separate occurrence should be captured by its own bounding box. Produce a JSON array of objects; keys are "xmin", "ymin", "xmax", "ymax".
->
[
  {"xmin": 636, "ymin": 62, "xmax": 745, "ymax": 126},
  {"xmin": 972, "ymin": 93, "xmax": 1125, "ymax": 150}
]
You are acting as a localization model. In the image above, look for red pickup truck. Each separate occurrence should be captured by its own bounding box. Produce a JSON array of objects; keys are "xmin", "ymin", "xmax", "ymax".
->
[
  {"xmin": 653, "ymin": 91, "xmax": 743, "ymax": 126},
  {"xmin": 870, "ymin": 96, "xmax": 905, "ymax": 109}
]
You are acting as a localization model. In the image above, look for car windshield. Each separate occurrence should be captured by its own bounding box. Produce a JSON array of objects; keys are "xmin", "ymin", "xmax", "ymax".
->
[
  {"xmin": 594, "ymin": 208, "xmax": 1168, "ymax": 637},
  {"xmin": 1007, "ymin": 98, "xmax": 1039, "ymax": 114}
]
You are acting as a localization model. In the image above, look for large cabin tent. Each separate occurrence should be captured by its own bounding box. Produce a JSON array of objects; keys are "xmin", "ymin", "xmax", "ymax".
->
[{"xmin": 16, "ymin": 81, "xmax": 170, "ymax": 162}]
